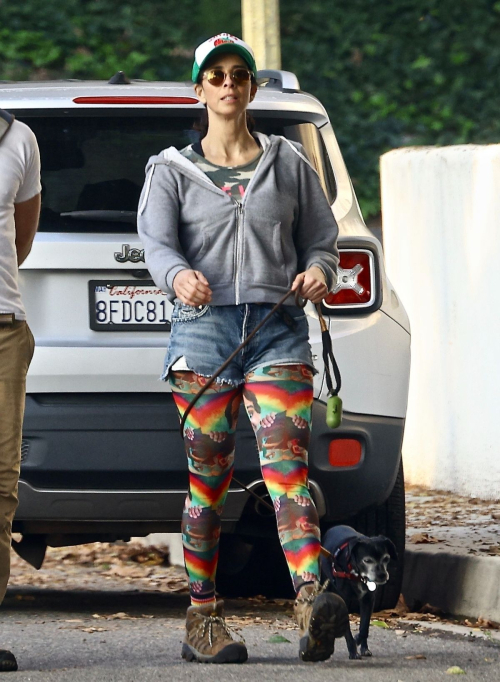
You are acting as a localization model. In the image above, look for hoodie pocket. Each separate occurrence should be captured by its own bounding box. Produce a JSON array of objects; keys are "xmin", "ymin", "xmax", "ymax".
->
[
  {"xmin": 241, "ymin": 219, "xmax": 289, "ymax": 286},
  {"xmin": 183, "ymin": 230, "xmax": 210, "ymax": 261}
]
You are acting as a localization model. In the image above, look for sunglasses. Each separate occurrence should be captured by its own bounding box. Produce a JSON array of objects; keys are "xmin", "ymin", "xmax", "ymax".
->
[{"xmin": 203, "ymin": 67, "xmax": 254, "ymax": 87}]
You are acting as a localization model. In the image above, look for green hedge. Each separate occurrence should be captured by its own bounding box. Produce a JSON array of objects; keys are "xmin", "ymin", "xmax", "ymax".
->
[
  {"xmin": 282, "ymin": 0, "xmax": 500, "ymax": 216},
  {"xmin": 2, "ymin": 0, "xmax": 499, "ymax": 217}
]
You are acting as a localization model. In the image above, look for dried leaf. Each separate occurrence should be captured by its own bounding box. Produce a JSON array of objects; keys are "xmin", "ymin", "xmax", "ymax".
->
[
  {"xmin": 406, "ymin": 654, "xmax": 426, "ymax": 660},
  {"xmin": 477, "ymin": 617, "xmax": 500, "ymax": 630},
  {"xmin": 105, "ymin": 565, "xmax": 146, "ymax": 578},
  {"xmin": 375, "ymin": 595, "xmax": 409, "ymax": 618},
  {"xmin": 129, "ymin": 549, "xmax": 168, "ymax": 566},
  {"xmin": 409, "ymin": 532, "xmax": 441, "ymax": 544},
  {"xmin": 418, "ymin": 603, "xmax": 444, "ymax": 616}
]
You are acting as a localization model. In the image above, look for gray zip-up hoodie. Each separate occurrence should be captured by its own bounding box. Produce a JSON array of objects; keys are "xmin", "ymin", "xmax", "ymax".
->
[{"xmin": 137, "ymin": 133, "xmax": 339, "ymax": 305}]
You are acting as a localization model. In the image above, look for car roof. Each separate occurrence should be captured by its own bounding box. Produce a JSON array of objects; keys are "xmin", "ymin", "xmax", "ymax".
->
[{"xmin": 0, "ymin": 79, "xmax": 329, "ymax": 123}]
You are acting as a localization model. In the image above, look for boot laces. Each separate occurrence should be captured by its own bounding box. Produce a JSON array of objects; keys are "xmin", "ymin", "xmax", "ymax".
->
[
  {"xmin": 197, "ymin": 613, "xmax": 245, "ymax": 647},
  {"xmin": 297, "ymin": 579, "xmax": 331, "ymax": 605}
]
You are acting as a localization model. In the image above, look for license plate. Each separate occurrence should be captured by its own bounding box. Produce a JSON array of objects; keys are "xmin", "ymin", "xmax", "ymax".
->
[{"xmin": 88, "ymin": 280, "xmax": 171, "ymax": 331}]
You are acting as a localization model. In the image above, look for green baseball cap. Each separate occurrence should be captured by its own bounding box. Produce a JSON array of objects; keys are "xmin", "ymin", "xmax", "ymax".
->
[{"xmin": 192, "ymin": 33, "xmax": 257, "ymax": 83}]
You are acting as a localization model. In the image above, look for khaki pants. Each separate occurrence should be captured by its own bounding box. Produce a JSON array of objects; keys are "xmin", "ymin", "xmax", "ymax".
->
[{"xmin": 0, "ymin": 320, "xmax": 34, "ymax": 604}]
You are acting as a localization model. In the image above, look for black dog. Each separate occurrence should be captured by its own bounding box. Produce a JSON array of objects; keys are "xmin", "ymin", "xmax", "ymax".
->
[{"xmin": 320, "ymin": 525, "xmax": 397, "ymax": 659}]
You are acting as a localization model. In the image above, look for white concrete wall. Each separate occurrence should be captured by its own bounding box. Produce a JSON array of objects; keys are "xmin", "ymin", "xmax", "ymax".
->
[
  {"xmin": 132, "ymin": 533, "xmax": 184, "ymax": 567},
  {"xmin": 381, "ymin": 145, "xmax": 500, "ymax": 499}
]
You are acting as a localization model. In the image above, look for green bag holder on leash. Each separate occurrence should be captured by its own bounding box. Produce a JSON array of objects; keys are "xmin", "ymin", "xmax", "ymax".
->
[{"xmin": 315, "ymin": 303, "xmax": 342, "ymax": 428}]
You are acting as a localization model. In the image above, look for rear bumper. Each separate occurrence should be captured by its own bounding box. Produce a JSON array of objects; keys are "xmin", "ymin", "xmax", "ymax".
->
[{"xmin": 15, "ymin": 394, "xmax": 404, "ymax": 533}]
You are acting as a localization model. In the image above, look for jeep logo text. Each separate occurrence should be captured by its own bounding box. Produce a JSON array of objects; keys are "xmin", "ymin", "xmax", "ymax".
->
[{"xmin": 114, "ymin": 244, "xmax": 145, "ymax": 263}]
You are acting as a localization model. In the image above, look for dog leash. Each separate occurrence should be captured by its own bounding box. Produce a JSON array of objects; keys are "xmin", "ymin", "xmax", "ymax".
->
[
  {"xmin": 176, "ymin": 286, "xmax": 341, "ymax": 562},
  {"xmin": 179, "ymin": 287, "xmax": 341, "ymax": 435},
  {"xmin": 178, "ymin": 288, "xmax": 305, "ymax": 436}
]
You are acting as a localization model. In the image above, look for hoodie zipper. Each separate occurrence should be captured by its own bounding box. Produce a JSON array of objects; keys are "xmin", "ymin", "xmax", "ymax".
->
[
  {"xmin": 234, "ymin": 202, "xmax": 243, "ymax": 305},
  {"xmin": 233, "ymin": 143, "xmax": 273, "ymax": 305}
]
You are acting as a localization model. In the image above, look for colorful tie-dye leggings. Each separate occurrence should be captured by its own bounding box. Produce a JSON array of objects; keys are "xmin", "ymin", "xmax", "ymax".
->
[{"xmin": 169, "ymin": 364, "xmax": 321, "ymax": 606}]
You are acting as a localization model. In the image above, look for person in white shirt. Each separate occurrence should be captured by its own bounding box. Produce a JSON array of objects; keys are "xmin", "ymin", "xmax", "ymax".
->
[{"xmin": 0, "ymin": 110, "xmax": 41, "ymax": 673}]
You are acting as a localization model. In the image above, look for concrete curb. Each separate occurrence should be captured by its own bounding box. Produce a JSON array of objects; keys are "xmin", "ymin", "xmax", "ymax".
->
[{"xmin": 403, "ymin": 548, "xmax": 500, "ymax": 622}]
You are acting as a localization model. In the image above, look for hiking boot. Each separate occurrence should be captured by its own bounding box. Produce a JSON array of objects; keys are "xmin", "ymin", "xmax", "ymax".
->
[
  {"xmin": 294, "ymin": 581, "xmax": 349, "ymax": 662},
  {"xmin": 182, "ymin": 600, "xmax": 248, "ymax": 664},
  {"xmin": 0, "ymin": 649, "xmax": 18, "ymax": 672}
]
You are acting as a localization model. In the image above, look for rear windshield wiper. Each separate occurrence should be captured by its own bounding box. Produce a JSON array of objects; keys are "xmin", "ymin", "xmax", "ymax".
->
[{"xmin": 60, "ymin": 210, "xmax": 137, "ymax": 223}]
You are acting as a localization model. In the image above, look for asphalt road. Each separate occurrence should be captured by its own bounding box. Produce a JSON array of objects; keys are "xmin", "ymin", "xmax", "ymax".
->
[{"xmin": 1, "ymin": 586, "xmax": 499, "ymax": 682}]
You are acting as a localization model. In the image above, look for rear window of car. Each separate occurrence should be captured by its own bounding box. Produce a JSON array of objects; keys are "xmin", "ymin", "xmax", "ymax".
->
[{"xmin": 17, "ymin": 111, "xmax": 336, "ymax": 233}]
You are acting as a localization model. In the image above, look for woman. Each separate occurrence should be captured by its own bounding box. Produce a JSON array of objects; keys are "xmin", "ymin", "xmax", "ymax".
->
[{"xmin": 138, "ymin": 33, "xmax": 347, "ymax": 664}]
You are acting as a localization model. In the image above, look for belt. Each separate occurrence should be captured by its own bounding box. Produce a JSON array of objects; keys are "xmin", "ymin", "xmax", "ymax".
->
[{"xmin": 0, "ymin": 313, "xmax": 15, "ymax": 324}]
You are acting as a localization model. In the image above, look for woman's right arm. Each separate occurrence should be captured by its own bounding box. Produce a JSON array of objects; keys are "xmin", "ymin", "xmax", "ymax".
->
[{"xmin": 137, "ymin": 162, "xmax": 191, "ymax": 298}]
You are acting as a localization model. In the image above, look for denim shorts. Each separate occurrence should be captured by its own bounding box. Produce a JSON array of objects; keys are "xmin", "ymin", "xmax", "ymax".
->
[{"xmin": 162, "ymin": 303, "xmax": 315, "ymax": 386}]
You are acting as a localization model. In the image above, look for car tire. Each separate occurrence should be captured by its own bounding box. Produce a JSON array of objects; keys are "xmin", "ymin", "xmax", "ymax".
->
[
  {"xmin": 340, "ymin": 459, "xmax": 406, "ymax": 612},
  {"xmin": 216, "ymin": 533, "xmax": 294, "ymax": 599}
]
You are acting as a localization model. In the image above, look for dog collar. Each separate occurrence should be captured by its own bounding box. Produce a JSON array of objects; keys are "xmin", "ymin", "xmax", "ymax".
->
[
  {"xmin": 331, "ymin": 567, "xmax": 377, "ymax": 592},
  {"xmin": 331, "ymin": 567, "xmax": 361, "ymax": 582},
  {"xmin": 332, "ymin": 541, "xmax": 377, "ymax": 591}
]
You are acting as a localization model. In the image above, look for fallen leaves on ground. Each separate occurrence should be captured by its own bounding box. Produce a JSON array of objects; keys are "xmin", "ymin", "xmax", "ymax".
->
[
  {"xmin": 409, "ymin": 533, "xmax": 441, "ymax": 544},
  {"xmin": 476, "ymin": 617, "xmax": 498, "ymax": 629},
  {"xmin": 128, "ymin": 549, "xmax": 168, "ymax": 566},
  {"xmin": 367, "ymin": 595, "xmax": 500, "ymax": 633},
  {"xmin": 9, "ymin": 539, "xmax": 190, "ymax": 595},
  {"xmin": 405, "ymin": 485, "xmax": 500, "ymax": 556},
  {"xmin": 225, "ymin": 614, "xmax": 296, "ymax": 631}
]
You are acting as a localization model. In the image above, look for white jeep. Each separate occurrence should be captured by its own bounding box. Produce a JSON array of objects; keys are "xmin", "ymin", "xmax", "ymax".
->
[{"xmin": 2, "ymin": 69, "xmax": 410, "ymax": 605}]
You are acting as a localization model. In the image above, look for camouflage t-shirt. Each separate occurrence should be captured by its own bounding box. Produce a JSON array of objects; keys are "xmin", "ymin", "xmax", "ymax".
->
[{"xmin": 180, "ymin": 144, "xmax": 263, "ymax": 203}]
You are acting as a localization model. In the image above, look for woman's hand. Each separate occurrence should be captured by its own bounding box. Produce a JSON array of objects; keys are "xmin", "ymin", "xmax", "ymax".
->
[
  {"xmin": 292, "ymin": 266, "xmax": 328, "ymax": 304},
  {"xmin": 173, "ymin": 269, "xmax": 212, "ymax": 306}
]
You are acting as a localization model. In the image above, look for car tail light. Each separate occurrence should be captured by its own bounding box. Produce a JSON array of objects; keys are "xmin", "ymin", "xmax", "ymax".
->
[
  {"xmin": 323, "ymin": 249, "xmax": 378, "ymax": 311},
  {"xmin": 73, "ymin": 97, "xmax": 199, "ymax": 105},
  {"xmin": 328, "ymin": 439, "xmax": 362, "ymax": 467}
]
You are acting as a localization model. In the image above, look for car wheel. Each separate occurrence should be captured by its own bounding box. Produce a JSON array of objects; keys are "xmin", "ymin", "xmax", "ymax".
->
[
  {"xmin": 216, "ymin": 533, "xmax": 294, "ymax": 599},
  {"xmin": 340, "ymin": 459, "xmax": 405, "ymax": 612}
]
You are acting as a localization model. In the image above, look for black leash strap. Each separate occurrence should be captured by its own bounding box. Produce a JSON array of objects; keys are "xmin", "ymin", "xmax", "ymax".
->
[
  {"xmin": 178, "ymin": 288, "xmax": 306, "ymax": 436},
  {"xmin": 315, "ymin": 304, "xmax": 341, "ymax": 397}
]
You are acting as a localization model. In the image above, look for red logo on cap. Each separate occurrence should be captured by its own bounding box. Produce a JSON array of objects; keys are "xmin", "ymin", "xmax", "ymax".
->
[{"xmin": 214, "ymin": 37, "xmax": 236, "ymax": 47}]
